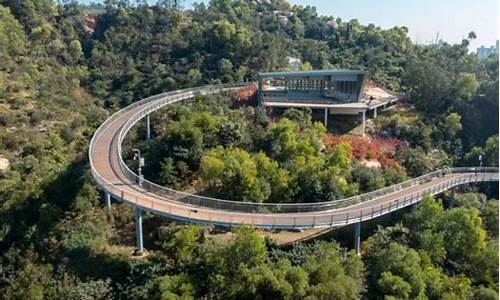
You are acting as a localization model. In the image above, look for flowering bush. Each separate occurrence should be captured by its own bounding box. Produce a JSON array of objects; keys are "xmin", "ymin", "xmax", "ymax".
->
[
  {"xmin": 233, "ymin": 84, "xmax": 257, "ymax": 105},
  {"xmin": 322, "ymin": 134, "xmax": 401, "ymax": 167}
]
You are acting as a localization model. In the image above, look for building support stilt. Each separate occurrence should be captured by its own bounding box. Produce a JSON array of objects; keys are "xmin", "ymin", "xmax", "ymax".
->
[
  {"xmin": 361, "ymin": 110, "xmax": 366, "ymax": 137},
  {"xmin": 354, "ymin": 221, "xmax": 361, "ymax": 255},
  {"xmin": 134, "ymin": 207, "xmax": 144, "ymax": 255},
  {"xmin": 105, "ymin": 192, "xmax": 111, "ymax": 210},
  {"xmin": 146, "ymin": 114, "xmax": 151, "ymax": 140},
  {"xmin": 324, "ymin": 108, "xmax": 328, "ymax": 127},
  {"xmin": 373, "ymin": 107, "xmax": 377, "ymax": 119}
]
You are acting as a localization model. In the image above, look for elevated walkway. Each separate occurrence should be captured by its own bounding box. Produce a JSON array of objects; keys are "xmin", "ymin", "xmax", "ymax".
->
[{"xmin": 89, "ymin": 84, "xmax": 498, "ymax": 254}]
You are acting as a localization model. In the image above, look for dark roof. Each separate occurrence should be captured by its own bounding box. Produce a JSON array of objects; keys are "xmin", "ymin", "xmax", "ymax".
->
[{"xmin": 258, "ymin": 69, "xmax": 366, "ymax": 78}]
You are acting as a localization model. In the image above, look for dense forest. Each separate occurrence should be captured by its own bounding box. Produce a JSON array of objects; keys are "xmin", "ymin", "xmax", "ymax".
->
[{"xmin": 0, "ymin": 0, "xmax": 498, "ymax": 299}]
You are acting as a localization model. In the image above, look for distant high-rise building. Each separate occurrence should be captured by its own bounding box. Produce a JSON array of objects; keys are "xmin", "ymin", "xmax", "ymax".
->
[{"xmin": 477, "ymin": 40, "xmax": 499, "ymax": 59}]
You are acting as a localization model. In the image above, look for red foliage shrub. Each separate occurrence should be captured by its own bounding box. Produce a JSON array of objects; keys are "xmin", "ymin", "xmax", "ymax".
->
[
  {"xmin": 322, "ymin": 134, "xmax": 401, "ymax": 167},
  {"xmin": 234, "ymin": 84, "xmax": 257, "ymax": 105}
]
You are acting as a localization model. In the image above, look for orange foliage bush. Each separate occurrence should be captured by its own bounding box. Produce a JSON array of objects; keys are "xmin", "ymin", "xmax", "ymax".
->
[
  {"xmin": 234, "ymin": 84, "xmax": 257, "ymax": 105},
  {"xmin": 323, "ymin": 134, "xmax": 401, "ymax": 167}
]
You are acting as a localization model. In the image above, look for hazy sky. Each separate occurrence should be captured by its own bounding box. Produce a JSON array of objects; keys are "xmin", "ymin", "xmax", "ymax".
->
[
  {"xmin": 285, "ymin": 0, "xmax": 499, "ymax": 50},
  {"xmin": 83, "ymin": 0, "xmax": 499, "ymax": 50}
]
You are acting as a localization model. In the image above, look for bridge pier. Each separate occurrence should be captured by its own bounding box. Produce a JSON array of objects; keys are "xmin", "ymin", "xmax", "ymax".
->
[
  {"xmin": 134, "ymin": 207, "xmax": 144, "ymax": 255},
  {"xmin": 323, "ymin": 108, "xmax": 328, "ymax": 126},
  {"xmin": 354, "ymin": 222, "xmax": 361, "ymax": 255},
  {"xmin": 146, "ymin": 114, "xmax": 151, "ymax": 140},
  {"xmin": 105, "ymin": 192, "xmax": 111, "ymax": 210}
]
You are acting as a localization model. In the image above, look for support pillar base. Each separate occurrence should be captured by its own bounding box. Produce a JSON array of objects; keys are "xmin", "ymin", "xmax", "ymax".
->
[
  {"xmin": 354, "ymin": 222, "xmax": 361, "ymax": 255},
  {"xmin": 135, "ymin": 207, "xmax": 144, "ymax": 255},
  {"xmin": 146, "ymin": 114, "xmax": 151, "ymax": 140},
  {"xmin": 105, "ymin": 192, "xmax": 111, "ymax": 210}
]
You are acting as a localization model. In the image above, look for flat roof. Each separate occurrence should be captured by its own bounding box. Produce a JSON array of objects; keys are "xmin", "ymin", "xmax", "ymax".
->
[{"xmin": 258, "ymin": 69, "xmax": 367, "ymax": 78}]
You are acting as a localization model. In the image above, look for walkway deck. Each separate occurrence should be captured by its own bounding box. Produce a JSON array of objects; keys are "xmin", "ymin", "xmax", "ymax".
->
[{"xmin": 89, "ymin": 85, "xmax": 498, "ymax": 230}]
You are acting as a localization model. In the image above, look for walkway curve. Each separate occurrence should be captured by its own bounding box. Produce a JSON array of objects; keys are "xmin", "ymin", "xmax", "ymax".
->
[{"xmin": 89, "ymin": 84, "xmax": 499, "ymax": 229}]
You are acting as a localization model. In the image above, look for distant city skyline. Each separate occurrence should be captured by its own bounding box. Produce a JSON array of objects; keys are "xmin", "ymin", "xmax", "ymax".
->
[{"xmin": 81, "ymin": 0, "xmax": 499, "ymax": 51}]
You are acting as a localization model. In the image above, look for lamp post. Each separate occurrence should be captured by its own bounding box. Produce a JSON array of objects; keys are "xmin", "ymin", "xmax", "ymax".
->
[{"xmin": 132, "ymin": 148, "xmax": 145, "ymax": 187}]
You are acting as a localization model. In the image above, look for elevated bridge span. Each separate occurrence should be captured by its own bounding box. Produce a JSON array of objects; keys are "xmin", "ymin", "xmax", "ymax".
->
[{"xmin": 89, "ymin": 84, "xmax": 498, "ymax": 254}]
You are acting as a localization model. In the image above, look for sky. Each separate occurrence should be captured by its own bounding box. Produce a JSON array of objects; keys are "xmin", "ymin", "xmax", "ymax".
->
[
  {"xmin": 83, "ymin": 0, "xmax": 499, "ymax": 50},
  {"xmin": 285, "ymin": 0, "xmax": 499, "ymax": 50}
]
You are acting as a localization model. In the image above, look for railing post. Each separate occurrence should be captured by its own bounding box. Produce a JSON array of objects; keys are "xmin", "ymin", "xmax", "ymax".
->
[{"xmin": 134, "ymin": 207, "xmax": 144, "ymax": 256}]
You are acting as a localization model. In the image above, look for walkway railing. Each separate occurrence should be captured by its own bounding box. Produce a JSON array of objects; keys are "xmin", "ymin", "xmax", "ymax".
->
[
  {"xmin": 92, "ymin": 84, "xmax": 499, "ymax": 215},
  {"xmin": 90, "ymin": 169, "xmax": 497, "ymax": 229}
]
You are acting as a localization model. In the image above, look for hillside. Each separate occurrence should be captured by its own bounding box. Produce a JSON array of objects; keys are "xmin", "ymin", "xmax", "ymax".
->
[{"xmin": 0, "ymin": 0, "xmax": 498, "ymax": 299}]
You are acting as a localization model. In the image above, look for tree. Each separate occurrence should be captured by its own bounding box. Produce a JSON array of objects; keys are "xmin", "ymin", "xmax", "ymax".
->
[
  {"xmin": 404, "ymin": 196, "xmax": 447, "ymax": 263},
  {"xmin": 159, "ymin": 157, "xmax": 179, "ymax": 187},
  {"xmin": 352, "ymin": 164, "xmax": 386, "ymax": 192},
  {"xmin": 451, "ymin": 192, "xmax": 484, "ymax": 209},
  {"xmin": 235, "ymin": 259, "xmax": 309, "ymax": 299},
  {"xmin": 303, "ymin": 243, "xmax": 365, "ymax": 299},
  {"xmin": 163, "ymin": 120, "xmax": 204, "ymax": 168},
  {"xmin": 455, "ymin": 73, "xmax": 479, "ymax": 101},
  {"xmin": 422, "ymin": 265, "xmax": 472, "ymax": 299},
  {"xmin": 162, "ymin": 225, "xmax": 205, "ymax": 265},
  {"xmin": 438, "ymin": 207, "xmax": 486, "ymax": 262},
  {"xmin": 4, "ymin": 261, "xmax": 57, "ymax": 300},
  {"xmin": 366, "ymin": 242, "xmax": 426, "ymax": 299},
  {"xmin": 199, "ymin": 146, "xmax": 269, "ymax": 202},
  {"xmin": 464, "ymin": 135, "xmax": 499, "ymax": 166},
  {"xmin": 158, "ymin": 0, "xmax": 185, "ymax": 10},
  {"xmin": 441, "ymin": 113, "xmax": 462, "ymax": 137},
  {"xmin": 378, "ymin": 272, "xmax": 412, "ymax": 299},
  {"xmin": 254, "ymin": 152, "xmax": 290, "ymax": 202},
  {"xmin": 0, "ymin": 6, "xmax": 25, "ymax": 63},
  {"xmin": 481, "ymin": 200, "xmax": 499, "ymax": 237},
  {"xmin": 224, "ymin": 226, "xmax": 266, "ymax": 271},
  {"xmin": 474, "ymin": 287, "xmax": 499, "ymax": 300},
  {"xmin": 158, "ymin": 273, "xmax": 196, "ymax": 300}
]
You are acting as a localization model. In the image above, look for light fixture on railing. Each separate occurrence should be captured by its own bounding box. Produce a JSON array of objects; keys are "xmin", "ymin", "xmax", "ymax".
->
[{"xmin": 132, "ymin": 148, "xmax": 145, "ymax": 187}]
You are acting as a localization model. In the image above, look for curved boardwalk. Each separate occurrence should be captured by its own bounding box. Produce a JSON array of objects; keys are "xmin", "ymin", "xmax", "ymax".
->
[{"xmin": 89, "ymin": 85, "xmax": 498, "ymax": 252}]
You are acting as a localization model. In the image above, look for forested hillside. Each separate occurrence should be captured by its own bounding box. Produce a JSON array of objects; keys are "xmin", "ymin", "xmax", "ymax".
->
[{"xmin": 0, "ymin": 0, "xmax": 498, "ymax": 299}]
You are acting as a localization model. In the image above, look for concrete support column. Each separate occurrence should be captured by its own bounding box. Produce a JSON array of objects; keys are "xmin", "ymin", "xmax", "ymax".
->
[
  {"xmin": 257, "ymin": 78, "xmax": 263, "ymax": 105},
  {"xmin": 105, "ymin": 192, "xmax": 111, "ymax": 210},
  {"xmin": 373, "ymin": 107, "xmax": 377, "ymax": 119},
  {"xmin": 146, "ymin": 114, "xmax": 151, "ymax": 140},
  {"xmin": 354, "ymin": 222, "xmax": 361, "ymax": 255},
  {"xmin": 134, "ymin": 207, "xmax": 144, "ymax": 255},
  {"xmin": 361, "ymin": 110, "xmax": 366, "ymax": 137},
  {"xmin": 324, "ymin": 108, "xmax": 328, "ymax": 126}
]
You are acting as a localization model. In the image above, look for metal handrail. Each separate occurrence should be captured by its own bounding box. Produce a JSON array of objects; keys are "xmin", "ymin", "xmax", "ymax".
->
[
  {"xmin": 90, "ymin": 170, "xmax": 497, "ymax": 229},
  {"xmin": 89, "ymin": 84, "xmax": 499, "ymax": 216}
]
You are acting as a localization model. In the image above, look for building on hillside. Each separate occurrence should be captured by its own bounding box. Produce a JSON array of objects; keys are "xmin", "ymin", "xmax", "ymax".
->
[
  {"xmin": 477, "ymin": 40, "xmax": 499, "ymax": 59},
  {"xmin": 257, "ymin": 69, "xmax": 399, "ymax": 136},
  {"xmin": 285, "ymin": 56, "xmax": 302, "ymax": 69}
]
